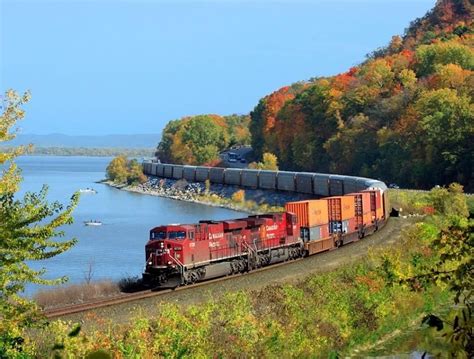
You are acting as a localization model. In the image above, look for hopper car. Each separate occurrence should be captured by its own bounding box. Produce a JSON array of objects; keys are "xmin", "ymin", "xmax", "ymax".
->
[{"xmin": 144, "ymin": 162, "xmax": 390, "ymax": 219}]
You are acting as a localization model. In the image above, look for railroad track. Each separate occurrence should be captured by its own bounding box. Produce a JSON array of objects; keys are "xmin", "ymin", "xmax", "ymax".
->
[
  {"xmin": 43, "ymin": 257, "xmax": 305, "ymax": 319},
  {"xmin": 44, "ymin": 217, "xmax": 407, "ymax": 319}
]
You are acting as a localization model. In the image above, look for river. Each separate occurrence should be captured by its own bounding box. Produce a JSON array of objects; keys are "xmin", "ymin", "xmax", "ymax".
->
[{"xmin": 15, "ymin": 156, "xmax": 245, "ymax": 296}]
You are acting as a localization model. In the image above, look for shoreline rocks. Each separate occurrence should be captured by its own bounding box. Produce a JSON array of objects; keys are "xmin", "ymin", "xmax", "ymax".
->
[{"xmin": 101, "ymin": 176, "xmax": 311, "ymax": 213}]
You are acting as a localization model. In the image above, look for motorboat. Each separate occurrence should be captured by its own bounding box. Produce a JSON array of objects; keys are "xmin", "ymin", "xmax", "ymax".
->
[
  {"xmin": 84, "ymin": 220, "xmax": 102, "ymax": 226},
  {"xmin": 79, "ymin": 188, "xmax": 98, "ymax": 194}
]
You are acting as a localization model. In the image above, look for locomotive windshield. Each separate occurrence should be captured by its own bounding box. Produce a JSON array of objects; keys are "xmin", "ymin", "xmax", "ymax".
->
[
  {"xmin": 150, "ymin": 230, "xmax": 186, "ymax": 240},
  {"xmin": 151, "ymin": 231, "xmax": 167, "ymax": 240},
  {"xmin": 169, "ymin": 231, "xmax": 186, "ymax": 240}
]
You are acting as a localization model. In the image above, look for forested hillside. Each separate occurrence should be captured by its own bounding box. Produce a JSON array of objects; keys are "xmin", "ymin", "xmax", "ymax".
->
[
  {"xmin": 157, "ymin": 114, "xmax": 250, "ymax": 165},
  {"xmin": 250, "ymin": 0, "xmax": 473, "ymax": 190}
]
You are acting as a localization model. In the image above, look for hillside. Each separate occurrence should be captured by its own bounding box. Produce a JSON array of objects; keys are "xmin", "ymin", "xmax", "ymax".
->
[{"xmin": 249, "ymin": 0, "xmax": 473, "ymax": 190}]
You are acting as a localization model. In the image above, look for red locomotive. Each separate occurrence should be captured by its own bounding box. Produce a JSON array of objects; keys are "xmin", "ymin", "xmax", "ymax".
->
[
  {"xmin": 143, "ymin": 212, "xmax": 302, "ymax": 286},
  {"xmin": 143, "ymin": 188, "xmax": 387, "ymax": 287}
]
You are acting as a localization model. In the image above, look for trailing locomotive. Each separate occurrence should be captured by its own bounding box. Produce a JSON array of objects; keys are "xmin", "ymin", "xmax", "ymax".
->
[{"xmin": 143, "ymin": 188, "xmax": 387, "ymax": 287}]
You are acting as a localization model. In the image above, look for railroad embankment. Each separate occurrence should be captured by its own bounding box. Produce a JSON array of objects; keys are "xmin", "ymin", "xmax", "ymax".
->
[{"xmin": 102, "ymin": 177, "xmax": 311, "ymax": 214}]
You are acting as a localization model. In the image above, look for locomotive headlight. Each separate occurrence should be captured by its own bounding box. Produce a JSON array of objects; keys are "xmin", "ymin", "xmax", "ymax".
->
[
  {"xmin": 160, "ymin": 242, "xmax": 164, "ymax": 248},
  {"xmin": 148, "ymin": 261, "xmax": 152, "ymax": 265},
  {"xmin": 167, "ymin": 261, "xmax": 172, "ymax": 265},
  {"xmin": 176, "ymin": 254, "xmax": 181, "ymax": 259}
]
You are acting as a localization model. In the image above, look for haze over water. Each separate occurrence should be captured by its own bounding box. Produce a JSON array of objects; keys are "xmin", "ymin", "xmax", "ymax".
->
[{"xmin": 17, "ymin": 156, "xmax": 245, "ymax": 296}]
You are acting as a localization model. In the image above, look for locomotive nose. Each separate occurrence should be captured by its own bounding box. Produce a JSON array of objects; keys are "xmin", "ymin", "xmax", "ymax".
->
[{"xmin": 146, "ymin": 240, "xmax": 166, "ymax": 266}]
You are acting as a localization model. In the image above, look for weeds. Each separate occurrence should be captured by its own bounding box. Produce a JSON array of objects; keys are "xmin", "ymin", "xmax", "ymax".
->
[{"xmin": 34, "ymin": 281, "xmax": 120, "ymax": 309}]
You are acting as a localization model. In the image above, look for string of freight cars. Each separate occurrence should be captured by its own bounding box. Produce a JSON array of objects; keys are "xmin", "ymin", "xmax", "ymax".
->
[
  {"xmin": 142, "ymin": 162, "xmax": 389, "ymax": 198},
  {"xmin": 142, "ymin": 161, "xmax": 388, "ymax": 287}
]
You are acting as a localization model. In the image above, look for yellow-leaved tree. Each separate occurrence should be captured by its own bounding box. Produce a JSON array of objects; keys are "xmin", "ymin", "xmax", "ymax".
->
[
  {"xmin": 249, "ymin": 152, "xmax": 279, "ymax": 170},
  {"xmin": 0, "ymin": 91, "xmax": 79, "ymax": 356}
]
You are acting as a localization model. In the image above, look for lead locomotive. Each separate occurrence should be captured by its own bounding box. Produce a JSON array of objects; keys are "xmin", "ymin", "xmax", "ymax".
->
[{"xmin": 143, "ymin": 212, "xmax": 302, "ymax": 287}]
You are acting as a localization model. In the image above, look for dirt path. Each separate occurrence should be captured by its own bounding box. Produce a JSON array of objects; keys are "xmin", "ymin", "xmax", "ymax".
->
[{"xmin": 62, "ymin": 217, "xmax": 415, "ymax": 328}]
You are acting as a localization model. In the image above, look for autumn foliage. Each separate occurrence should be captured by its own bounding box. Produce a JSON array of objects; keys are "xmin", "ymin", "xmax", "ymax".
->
[
  {"xmin": 157, "ymin": 114, "xmax": 251, "ymax": 165},
  {"xmin": 250, "ymin": 0, "xmax": 473, "ymax": 190},
  {"xmin": 106, "ymin": 155, "xmax": 147, "ymax": 185}
]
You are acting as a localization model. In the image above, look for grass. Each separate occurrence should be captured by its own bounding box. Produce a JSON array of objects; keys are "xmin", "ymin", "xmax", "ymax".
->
[
  {"xmin": 33, "ymin": 276, "xmax": 145, "ymax": 309},
  {"xmin": 34, "ymin": 280, "xmax": 120, "ymax": 309},
  {"xmin": 388, "ymin": 188, "xmax": 433, "ymax": 214}
]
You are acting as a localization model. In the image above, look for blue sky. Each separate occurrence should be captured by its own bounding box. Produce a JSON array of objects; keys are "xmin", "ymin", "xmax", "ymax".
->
[{"xmin": 1, "ymin": 0, "xmax": 434, "ymax": 136}]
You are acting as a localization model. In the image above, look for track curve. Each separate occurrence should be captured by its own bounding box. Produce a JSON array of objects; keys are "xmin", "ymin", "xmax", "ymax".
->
[
  {"xmin": 43, "ymin": 257, "xmax": 305, "ymax": 319},
  {"xmin": 44, "ymin": 217, "xmax": 414, "ymax": 323}
]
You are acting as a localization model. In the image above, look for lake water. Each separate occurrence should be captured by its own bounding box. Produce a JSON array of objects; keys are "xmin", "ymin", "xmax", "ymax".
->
[{"xmin": 15, "ymin": 156, "xmax": 245, "ymax": 296}]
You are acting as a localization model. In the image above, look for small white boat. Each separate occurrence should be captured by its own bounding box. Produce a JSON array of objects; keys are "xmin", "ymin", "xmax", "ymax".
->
[
  {"xmin": 84, "ymin": 220, "xmax": 102, "ymax": 226},
  {"xmin": 79, "ymin": 188, "xmax": 98, "ymax": 194}
]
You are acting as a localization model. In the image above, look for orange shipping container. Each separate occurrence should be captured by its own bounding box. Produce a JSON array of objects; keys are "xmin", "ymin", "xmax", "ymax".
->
[
  {"xmin": 347, "ymin": 192, "xmax": 372, "ymax": 226},
  {"xmin": 285, "ymin": 200, "xmax": 329, "ymax": 227},
  {"xmin": 327, "ymin": 196, "xmax": 355, "ymax": 221},
  {"xmin": 362, "ymin": 189, "xmax": 383, "ymax": 211}
]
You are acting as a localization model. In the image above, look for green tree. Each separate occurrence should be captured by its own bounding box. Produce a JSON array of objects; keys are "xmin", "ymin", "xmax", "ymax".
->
[
  {"xmin": 156, "ymin": 119, "xmax": 182, "ymax": 162},
  {"xmin": 156, "ymin": 114, "xmax": 252, "ymax": 166},
  {"xmin": 0, "ymin": 91, "xmax": 79, "ymax": 355},
  {"xmin": 416, "ymin": 88, "xmax": 473, "ymax": 186},
  {"xmin": 224, "ymin": 114, "xmax": 251, "ymax": 146},
  {"xmin": 127, "ymin": 159, "xmax": 147, "ymax": 185},
  {"xmin": 182, "ymin": 116, "xmax": 227, "ymax": 164},
  {"xmin": 382, "ymin": 184, "xmax": 473, "ymax": 357},
  {"xmin": 106, "ymin": 156, "xmax": 147, "ymax": 185},
  {"xmin": 415, "ymin": 41, "xmax": 474, "ymax": 77}
]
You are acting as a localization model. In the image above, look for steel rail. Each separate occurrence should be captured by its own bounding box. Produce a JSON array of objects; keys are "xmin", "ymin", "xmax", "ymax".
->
[{"xmin": 43, "ymin": 256, "xmax": 305, "ymax": 319}]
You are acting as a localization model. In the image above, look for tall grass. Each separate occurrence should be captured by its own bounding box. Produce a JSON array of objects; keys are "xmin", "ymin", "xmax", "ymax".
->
[{"xmin": 34, "ymin": 280, "xmax": 120, "ymax": 309}]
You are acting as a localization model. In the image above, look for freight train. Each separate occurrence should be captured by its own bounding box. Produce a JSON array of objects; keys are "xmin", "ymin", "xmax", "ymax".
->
[
  {"xmin": 142, "ymin": 188, "xmax": 387, "ymax": 287},
  {"xmin": 142, "ymin": 162, "xmax": 387, "ymax": 199}
]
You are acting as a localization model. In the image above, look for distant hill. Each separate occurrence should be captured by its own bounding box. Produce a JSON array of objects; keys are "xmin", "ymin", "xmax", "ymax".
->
[{"xmin": 6, "ymin": 133, "xmax": 161, "ymax": 148}]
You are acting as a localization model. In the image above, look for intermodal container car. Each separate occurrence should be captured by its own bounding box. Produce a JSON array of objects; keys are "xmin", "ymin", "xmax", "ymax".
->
[
  {"xmin": 347, "ymin": 192, "xmax": 372, "ymax": 227},
  {"xmin": 327, "ymin": 196, "xmax": 355, "ymax": 221},
  {"xmin": 285, "ymin": 200, "xmax": 329, "ymax": 227},
  {"xmin": 300, "ymin": 224, "xmax": 330, "ymax": 242},
  {"xmin": 362, "ymin": 189, "xmax": 384, "ymax": 221}
]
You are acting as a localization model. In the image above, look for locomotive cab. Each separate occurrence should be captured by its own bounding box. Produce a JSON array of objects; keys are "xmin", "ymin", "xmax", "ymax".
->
[{"xmin": 143, "ymin": 225, "xmax": 190, "ymax": 286}]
